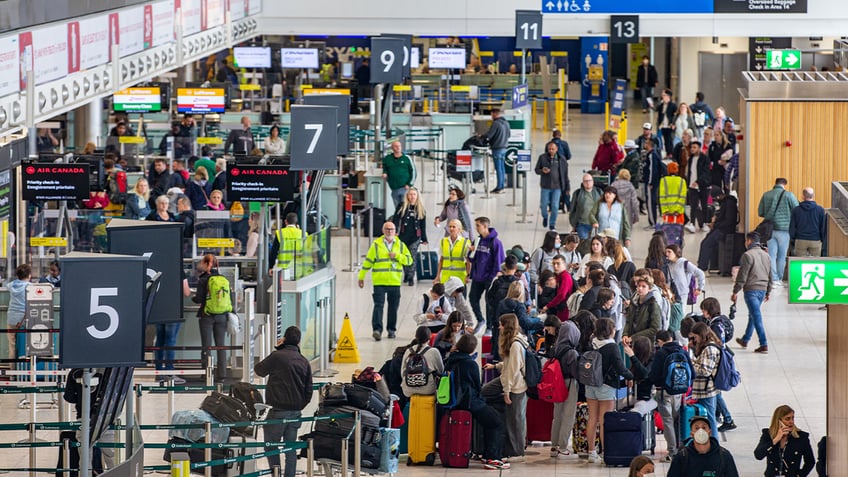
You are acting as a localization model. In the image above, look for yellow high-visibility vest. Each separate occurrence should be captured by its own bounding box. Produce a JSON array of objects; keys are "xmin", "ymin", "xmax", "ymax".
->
[{"xmin": 439, "ymin": 236, "xmax": 469, "ymax": 284}]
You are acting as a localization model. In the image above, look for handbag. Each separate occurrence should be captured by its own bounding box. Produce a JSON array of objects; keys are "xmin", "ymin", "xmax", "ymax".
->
[
  {"xmin": 754, "ymin": 189, "xmax": 785, "ymax": 243},
  {"xmin": 227, "ymin": 312, "xmax": 240, "ymax": 335},
  {"xmin": 684, "ymin": 260, "xmax": 698, "ymax": 306}
]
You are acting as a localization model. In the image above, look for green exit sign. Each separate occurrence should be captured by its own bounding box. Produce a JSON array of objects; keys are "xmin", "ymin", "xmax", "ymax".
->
[
  {"xmin": 765, "ymin": 49, "xmax": 802, "ymax": 70},
  {"xmin": 788, "ymin": 259, "xmax": 848, "ymax": 304}
]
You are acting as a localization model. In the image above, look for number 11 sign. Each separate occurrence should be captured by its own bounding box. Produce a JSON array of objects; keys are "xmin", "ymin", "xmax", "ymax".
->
[{"xmin": 515, "ymin": 10, "xmax": 543, "ymax": 50}]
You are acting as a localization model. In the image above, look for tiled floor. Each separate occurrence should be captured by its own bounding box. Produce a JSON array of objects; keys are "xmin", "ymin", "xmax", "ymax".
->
[{"xmin": 0, "ymin": 106, "xmax": 826, "ymax": 476}]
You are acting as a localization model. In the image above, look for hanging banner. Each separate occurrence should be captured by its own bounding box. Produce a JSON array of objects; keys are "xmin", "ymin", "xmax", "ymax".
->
[
  {"xmin": 152, "ymin": 0, "xmax": 175, "ymax": 47},
  {"xmin": 0, "ymin": 36, "xmax": 19, "ymax": 98},
  {"xmin": 119, "ymin": 6, "xmax": 145, "ymax": 57},
  {"xmin": 206, "ymin": 0, "xmax": 225, "ymax": 29},
  {"xmin": 230, "ymin": 0, "xmax": 245, "ymax": 20},
  {"xmin": 76, "ymin": 16, "xmax": 110, "ymax": 70},
  {"xmin": 109, "ymin": 13, "xmax": 119, "ymax": 62},
  {"xmin": 19, "ymin": 24, "xmax": 69, "ymax": 89},
  {"xmin": 181, "ymin": 0, "xmax": 203, "ymax": 36}
]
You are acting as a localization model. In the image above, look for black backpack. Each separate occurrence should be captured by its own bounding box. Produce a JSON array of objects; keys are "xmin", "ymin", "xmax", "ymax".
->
[
  {"xmin": 404, "ymin": 346, "xmax": 433, "ymax": 387},
  {"xmin": 230, "ymin": 382, "xmax": 264, "ymax": 420}
]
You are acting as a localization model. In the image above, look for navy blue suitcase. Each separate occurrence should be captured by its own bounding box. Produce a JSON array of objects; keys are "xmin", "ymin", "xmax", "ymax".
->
[
  {"xmin": 602, "ymin": 410, "xmax": 643, "ymax": 466},
  {"xmin": 416, "ymin": 249, "xmax": 439, "ymax": 281}
]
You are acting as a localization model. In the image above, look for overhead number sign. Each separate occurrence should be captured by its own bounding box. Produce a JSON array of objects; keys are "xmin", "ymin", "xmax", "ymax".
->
[
  {"xmin": 788, "ymin": 259, "xmax": 848, "ymax": 305},
  {"xmin": 370, "ymin": 37, "xmax": 404, "ymax": 84},
  {"xmin": 381, "ymin": 34, "xmax": 412, "ymax": 79},
  {"xmin": 765, "ymin": 49, "xmax": 801, "ymax": 70},
  {"xmin": 610, "ymin": 16, "xmax": 639, "ymax": 44},
  {"xmin": 542, "ymin": 0, "xmax": 805, "ymax": 13},
  {"xmin": 290, "ymin": 105, "xmax": 339, "ymax": 171},
  {"xmin": 304, "ymin": 93, "xmax": 350, "ymax": 156},
  {"xmin": 515, "ymin": 10, "xmax": 543, "ymax": 50}
]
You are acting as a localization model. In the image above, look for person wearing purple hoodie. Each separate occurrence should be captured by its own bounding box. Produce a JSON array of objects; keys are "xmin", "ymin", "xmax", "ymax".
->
[{"xmin": 468, "ymin": 217, "xmax": 505, "ymax": 332}]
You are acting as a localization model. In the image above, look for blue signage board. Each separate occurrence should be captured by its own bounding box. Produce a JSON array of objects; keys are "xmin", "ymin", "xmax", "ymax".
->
[
  {"xmin": 580, "ymin": 37, "xmax": 608, "ymax": 114},
  {"xmin": 512, "ymin": 83, "xmax": 529, "ymax": 108},
  {"xmin": 610, "ymin": 79, "xmax": 626, "ymax": 116},
  {"xmin": 516, "ymin": 150, "xmax": 532, "ymax": 172},
  {"xmin": 543, "ymin": 0, "xmax": 713, "ymax": 14}
]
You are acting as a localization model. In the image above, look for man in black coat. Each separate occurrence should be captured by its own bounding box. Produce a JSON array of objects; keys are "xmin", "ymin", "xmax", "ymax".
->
[
  {"xmin": 636, "ymin": 55, "xmax": 658, "ymax": 113},
  {"xmin": 697, "ymin": 190, "xmax": 739, "ymax": 271}
]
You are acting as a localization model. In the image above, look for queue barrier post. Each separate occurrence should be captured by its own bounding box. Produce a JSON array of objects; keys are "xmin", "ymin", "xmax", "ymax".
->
[
  {"xmin": 272, "ymin": 465, "xmax": 281, "ymax": 477},
  {"xmin": 167, "ymin": 377, "xmax": 176, "ymax": 423},
  {"xmin": 306, "ymin": 438, "xmax": 314, "ymax": 477},
  {"xmin": 204, "ymin": 422, "xmax": 212, "ymax": 477},
  {"xmin": 62, "ymin": 436, "xmax": 72, "ymax": 477},
  {"xmin": 354, "ymin": 411, "xmax": 361, "ymax": 477},
  {"xmin": 340, "ymin": 438, "xmax": 348, "ymax": 477},
  {"xmin": 28, "ymin": 422, "xmax": 36, "ymax": 477},
  {"xmin": 170, "ymin": 452, "xmax": 191, "ymax": 477}
]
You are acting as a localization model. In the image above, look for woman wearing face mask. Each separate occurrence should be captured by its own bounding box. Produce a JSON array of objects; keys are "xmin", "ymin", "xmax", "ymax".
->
[
  {"xmin": 688, "ymin": 322, "xmax": 723, "ymax": 440},
  {"xmin": 529, "ymin": 231, "xmax": 560, "ymax": 295},
  {"xmin": 627, "ymin": 455, "xmax": 655, "ymax": 477},
  {"xmin": 754, "ymin": 405, "xmax": 815, "ymax": 477}
]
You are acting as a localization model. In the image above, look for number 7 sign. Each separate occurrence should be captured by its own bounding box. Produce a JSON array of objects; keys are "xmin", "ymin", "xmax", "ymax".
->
[{"xmin": 290, "ymin": 105, "xmax": 339, "ymax": 171}]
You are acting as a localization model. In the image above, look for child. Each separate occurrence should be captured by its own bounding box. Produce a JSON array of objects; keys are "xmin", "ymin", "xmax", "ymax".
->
[
  {"xmin": 536, "ymin": 270, "xmax": 559, "ymax": 311},
  {"xmin": 414, "ymin": 282, "xmax": 454, "ymax": 333},
  {"xmin": 588, "ymin": 287, "xmax": 616, "ymax": 319},
  {"xmin": 560, "ymin": 234, "xmax": 582, "ymax": 277}
]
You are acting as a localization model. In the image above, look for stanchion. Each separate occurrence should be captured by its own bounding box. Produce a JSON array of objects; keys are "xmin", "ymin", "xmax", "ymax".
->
[
  {"xmin": 367, "ymin": 204, "xmax": 375, "ymax": 247},
  {"xmin": 508, "ymin": 160, "xmax": 518, "ymax": 207},
  {"xmin": 80, "ymin": 370, "xmax": 92, "ymax": 477},
  {"xmin": 306, "ymin": 439, "xmax": 314, "ymax": 477},
  {"xmin": 204, "ymin": 422, "xmax": 212, "ymax": 477},
  {"xmin": 516, "ymin": 173, "xmax": 532, "ymax": 224},
  {"xmin": 340, "ymin": 439, "xmax": 348, "ymax": 476},
  {"xmin": 62, "ymin": 436, "xmax": 71, "ymax": 477},
  {"xmin": 28, "ymin": 422, "xmax": 36, "ymax": 477},
  {"xmin": 167, "ymin": 377, "xmax": 176, "ymax": 422},
  {"xmin": 314, "ymin": 297, "xmax": 338, "ymax": 378},
  {"xmin": 482, "ymin": 149, "xmax": 491, "ymax": 199},
  {"xmin": 272, "ymin": 465, "xmax": 281, "ymax": 477},
  {"xmin": 354, "ymin": 411, "xmax": 361, "ymax": 477}
]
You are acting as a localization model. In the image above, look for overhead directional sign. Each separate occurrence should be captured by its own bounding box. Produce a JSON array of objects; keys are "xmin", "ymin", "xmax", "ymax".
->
[
  {"xmin": 749, "ymin": 37, "xmax": 792, "ymax": 71},
  {"xmin": 290, "ymin": 105, "xmax": 339, "ymax": 171},
  {"xmin": 765, "ymin": 49, "xmax": 802, "ymax": 70},
  {"xmin": 788, "ymin": 259, "xmax": 848, "ymax": 305},
  {"xmin": 515, "ymin": 10, "xmax": 543, "ymax": 50},
  {"xmin": 512, "ymin": 84, "xmax": 529, "ymax": 108},
  {"xmin": 542, "ymin": 0, "xmax": 712, "ymax": 14}
]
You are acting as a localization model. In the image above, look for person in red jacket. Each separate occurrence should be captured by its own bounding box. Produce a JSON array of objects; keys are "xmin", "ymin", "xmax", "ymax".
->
[
  {"xmin": 592, "ymin": 130, "xmax": 622, "ymax": 175},
  {"xmin": 538, "ymin": 254, "xmax": 574, "ymax": 321}
]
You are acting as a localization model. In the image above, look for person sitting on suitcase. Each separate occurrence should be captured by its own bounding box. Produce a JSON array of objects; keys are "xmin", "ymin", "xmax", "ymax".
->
[
  {"xmin": 667, "ymin": 415, "xmax": 740, "ymax": 477},
  {"xmin": 696, "ymin": 189, "xmax": 739, "ymax": 273},
  {"xmin": 413, "ymin": 283, "xmax": 454, "ymax": 334},
  {"xmin": 444, "ymin": 334, "xmax": 510, "ymax": 470},
  {"xmin": 255, "ymin": 326, "xmax": 313, "ymax": 477}
]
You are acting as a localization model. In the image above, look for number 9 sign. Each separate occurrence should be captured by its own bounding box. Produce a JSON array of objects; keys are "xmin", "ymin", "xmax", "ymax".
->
[
  {"xmin": 370, "ymin": 37, "xmax": 404, "ymax": 84},
  {"xmin": 60, "ymin": 253, "xmax": 147, "ymax": 368}
]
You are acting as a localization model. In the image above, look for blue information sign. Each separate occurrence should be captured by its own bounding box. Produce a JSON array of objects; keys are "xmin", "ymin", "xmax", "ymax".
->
[
  {"xmin": 609, "ymin": 78, "xmax": 627, "ymax": 130},
  {"xmin": 512, "ymin": 84, "xmax": 529, "ymax": 108},
  {"xmin": 543, "ymin": 0, "xmax": 713, "ymax": 14}
]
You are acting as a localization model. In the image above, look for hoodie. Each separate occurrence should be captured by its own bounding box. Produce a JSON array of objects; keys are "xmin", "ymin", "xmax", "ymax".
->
[
  {"xmin": 667, "ymin": 437, "xmax": 739, "ymax": 477},
  {"xmin": 495, "ymin": 333, "xmax": 529, "ymax": 395},
  {"xmin": 552, "ymin": 321, "xmax": 581, "ymax": 379},
  {"xmin": 789, "ymin": 199, "xmax": 827, "ymax": 242},
  {"xmin": 7, "ymin": 279, "xmax": 28, "ymax": 327},
  {"xmin": 445, "ymin": 277, "xmax": 477, "ymax": 330},
  {"xmin": 470, "ymin": 228, "xmax": 505, "ymax": 282},
  {"xmin": 593, "ymin": 337, "xmax": 633, "ymax": 388}
]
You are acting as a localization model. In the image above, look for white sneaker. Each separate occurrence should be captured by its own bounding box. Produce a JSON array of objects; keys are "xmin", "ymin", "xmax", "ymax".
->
[
  {"xmin": 702, "ymin": 225, "xmax": 711, "ymax": 232},
  {"xmin": 588, "ymin": 451, "xmax": 601, "ymax": 463},
  {"xmin": 772, "ymin": 281, "xmax": 784, "ymax": 288},
  {"xmin": 685, "ymin": 223, "xmax": 696, "ymax": 233}
]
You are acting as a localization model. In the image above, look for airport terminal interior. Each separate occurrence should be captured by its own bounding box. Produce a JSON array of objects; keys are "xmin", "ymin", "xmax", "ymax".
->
[{"xmin": 0, "ymin": 0, "xmax": 844, "ymax": 475}]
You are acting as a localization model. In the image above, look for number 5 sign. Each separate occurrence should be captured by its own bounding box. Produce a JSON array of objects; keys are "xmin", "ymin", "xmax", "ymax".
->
[
  {"xmin": 59, "ymin": 253, "xmax": 148, "ymax": 368},
  {"xmin": 290, "ymin": 105, "xmax": 339, "ymax": 171},
  {"xmin": 370, "ymin": 37, "xmax": 404, "ymax": 84}
]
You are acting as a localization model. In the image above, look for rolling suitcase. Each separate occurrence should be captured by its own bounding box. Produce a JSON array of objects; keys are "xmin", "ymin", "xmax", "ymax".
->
[
  {"xmin": 229, "ymin": 382, "xmax": 263, "ymax": 420},
  {"xmin": 416, "ymin": 245, "xmax": 439, "ymax": 281},
  {"xmin": 679, "ymin": 400, "xmax": 709, "ymax": 447},
  {"xmin": 526, "ymin": 398, "xmax": 553, "ymax": 443},
  {"xmin": 481, "ymin": 335, "xmax": 498, "ymax": 384},
  {"xmin": 571, "ymin": 402, "xmax": 601, "ymax": 456},
  {"xmin": 642, "ymin": 411, "xmax": 656, "ymax": 454},
  {"xmin": 398, "ymin": 402, "xmax": 409, "ymax": 455},
  {"xmin": 378, "ymin": 427, "xmax": 400, "ymax": 473},
  {"xmin": 407, "ymin": 394, "xmax": 437, "ymax": 465},
  {"xmin": 718, "ymin": 232, "xmax": 746, "ymax": 277},
  {"xmin": 363, "ymin": 207, "xmax": 386, "ymax": 237},
  {"xmin": 438, "ymin": 410, "xmax": 472, "ymax": 468},
  {"xmin": 602, "ymin": 410, "xmax": 643, "ymax": 466}
]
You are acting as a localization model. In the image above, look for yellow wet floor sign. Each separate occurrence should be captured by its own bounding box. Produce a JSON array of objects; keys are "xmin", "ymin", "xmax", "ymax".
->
[{"xmin": 334, "ymin": 313, "xmax": 361, "ymax": 363}]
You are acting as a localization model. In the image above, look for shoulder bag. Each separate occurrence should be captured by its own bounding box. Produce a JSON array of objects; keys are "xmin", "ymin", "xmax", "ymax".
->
[{"xmin": 754, "ymin": 189, "xmax": 785, "ymax": 243}]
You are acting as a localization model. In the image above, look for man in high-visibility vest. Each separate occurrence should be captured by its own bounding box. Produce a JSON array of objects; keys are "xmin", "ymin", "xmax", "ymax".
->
[
  {"xmin": 658, "ymin": 161, "xmax": 687, "ymax": 221},
  {"xmin": 435, "ymin": 219, "xmax": 470, "ymax": 285},
  {"xmin": 269, "ymin": 213, "xmax": 305, "ymax": 275},
  {"xmin": 358, "ymin": 222, "xmax": 413, "ymax": 341}
]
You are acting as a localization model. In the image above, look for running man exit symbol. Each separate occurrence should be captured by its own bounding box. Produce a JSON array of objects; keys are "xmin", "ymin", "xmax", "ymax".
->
[{"xmin": 798, "ymin": 263, "xmax": 825, "ymax": 301}]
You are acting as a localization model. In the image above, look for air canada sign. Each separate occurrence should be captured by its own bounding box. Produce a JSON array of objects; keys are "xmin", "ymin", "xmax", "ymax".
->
[
  {"xmin": 226, "ymin": 164, "xmax": 298, "ymax": 202},
  {"xmin": 22, "ymin": 162, "xmax": 89, "ymax": 201}
]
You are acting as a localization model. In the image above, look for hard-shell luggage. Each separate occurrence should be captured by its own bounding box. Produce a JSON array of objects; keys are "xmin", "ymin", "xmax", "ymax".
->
[
  {"xmin": 602, "ymin": 410, "xmax": 643, "ymax": 466},
  {"xmin": 378, "ymin": 427, "xmax": 401, "ymax": 473},
  {"xmin": 398, "ymin": 401, "xmax": 409, "ymax": 455},
  {"xmin": 526, "ymin": 397, "xmax": 554, "ymax": 443},
  {"xmin": 201, "ymin": 392, "xmax": 253, "ymax": 437},
  {"xmin": 659, "ymin": 222, "xmax": 684, "ymax": 247},
  {"xmin": 169, "ymin": 409, "xmax": 231, "ymax": 443},
  {"xmin": 718, "ymin": 232, "xmax": 746, "ymax": 276},
  {"xmin": 481, "ymin": 335, "xmax": 498, "ymax": 384},
  {"xmin": 407, "ymin": 394, "xmax": 437, "ymax": 465},
  {"xmin": 363, "ymin": 207, "xmax": 386, "ymax": 238},
  {"xmin": 229, "ymin": 382, "xmax": 263, "ymax": 420},
  {"xmin": 416, "ymin": 246, "xmax": 439, "ymax": 281},
  {"xmin": 679, "ymin": 401, "xmax": 709, "ymax": 447},
  {"xmin": 227, "ymin": 435, "xmax": 257, "ymax": 477},
  {"xmin": 438, "ymin": 410, "xmax": 473, "ymax": 468},
  {"xmin": 163, "ymin": 436, "xmax": 233, "ymax": 476},
  {"xmin": 572, "ymin": 402, "xmax": 601, "ymax": 455},
  {"xmin": 642, "ymin": 411, "xmax": 656, "ymax": 454}
]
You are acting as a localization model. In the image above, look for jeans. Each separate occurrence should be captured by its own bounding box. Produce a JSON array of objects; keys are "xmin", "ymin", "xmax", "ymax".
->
[
  {"xmin": 371, "ymin": 285, "xmax": 401, "ymax": 333},
  {"xmin": 655, "ymin": 391, "xmax": 681, "ymax": 456},
  {"xmin": 660, "ymin": 128, "xmax": 674, "ymax": 157},
  {"xmin": 575, "ymin": 223, "xmax": 593, "ymax": 240},
  {"xmin": 697, "ymin": 230, "xmax": 726, "ymax": 271},
  {"xmin": 697, "ymin": 395, "xmax": 719, "ymax": 440},
  {"xmin": 742, "ymin": 289, "xmax": 768, "ymax": 347},
  {"xmin": 640, "ymin": 86, "xmax": 654, "ymax": 109},
  {"xmin": 155, "ymin": 323, "xmax": 182, "ymax": 371},
  {"xmin": 469, "ymin": 280, "xmax": 488, "ymax": 329},
  {"xmin": 264, "ymin": 409, "xmax": 302, "ymax": 477},
  {"xmin": 492, "ymin": 148, "xmax": 507, "ymax": 190},
  {"xmin": 390, "ymin": 187, "xmax": 407, "ymax": 210},
  {"xmin": 472, "ymin": 405, "xmax": 505, "ymax": 460},
  {"xmin": 199, "ymin": 314, "xmax": 228, "ymax": 378},
  {"xmin": 715, "ymin": 392, "xmax": 733, "ymax": 424},
  {"xmin": 768, "ymin": 230, "xmax": 791, "ymax": 281},
  {"xmin": 540, "ymin": 188, "xmax": 562, "ymax": 229}
]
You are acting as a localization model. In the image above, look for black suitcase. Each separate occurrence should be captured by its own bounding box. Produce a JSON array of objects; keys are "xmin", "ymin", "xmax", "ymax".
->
[
  {"xmin": 315, "ymin": 405, "xmax": 381, "ymax": 439},
  {"xmin": 362, "ymin": 207, "xmax": 386, "ymax": 237},
  {"xmin": 300, "ymin": 430, "xmax": 381, "ymax": 469},
  {"xmin": 230, "ymin": 382, "xmax": 263, "ymax": 420},
  {"xmin": 163, "ymin": 436, "xmax": 233, "ymax": 476},
  {"xmin": 718, "ymin": 232, "xmax": 746, "ymax": 277},
  {"xmin": 344, "ymin": 383, "xmax": 389, "ymax": 418},
  {"xmin": 201, "ymin": 391, "xmax": 253, "ymax": 437},
  {"xmin": 416, "ymin": 248, "xmax": 439, "ymax": 281}
]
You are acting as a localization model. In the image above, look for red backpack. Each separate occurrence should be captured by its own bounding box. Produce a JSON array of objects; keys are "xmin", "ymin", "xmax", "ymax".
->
[{"xmin": 537, "ymin": 358, "xmax": 568, "ymax": 403}]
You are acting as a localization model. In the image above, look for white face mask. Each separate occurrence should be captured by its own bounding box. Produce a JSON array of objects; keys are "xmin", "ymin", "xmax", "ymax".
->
[
  {"xmin": 555, "ymin": 243, "xmax": 561, "ymax": 249},
  {"xmin": 642, "ymin": 474, "xmax": 656, "ymax": 477},
  {"xmin": 693, "ymin": 429, "xmax": 710, "ymax": 445}
]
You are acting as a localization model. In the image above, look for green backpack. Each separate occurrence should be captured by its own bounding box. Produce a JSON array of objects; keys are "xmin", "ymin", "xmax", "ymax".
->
[
  {"xmin": 204, "ymin": 275, "xmax": 233, "ymax": 315},
  {"xmin": 436, "ymin": 371, "xmax": 459, "ymax": 408}
]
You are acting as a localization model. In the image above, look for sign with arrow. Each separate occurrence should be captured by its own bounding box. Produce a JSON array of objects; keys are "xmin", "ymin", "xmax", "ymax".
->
[
  {"xmin": 512, "ymin": 83, "xmax": 529, "ymax": 108},
  {"xmin": 748, "ymin": 37, "xmax": 791, "ymax": 71},
  {"xmin": 542, "ymin": 0, "xmax": 712, "ymax": 14},
  {"xmin": 788, "ymin": 259, "xmax": 848, "ymax": 305},
  {"xmin": 765, "ymin": 49, "xmax": 802, "ymax": 70}
]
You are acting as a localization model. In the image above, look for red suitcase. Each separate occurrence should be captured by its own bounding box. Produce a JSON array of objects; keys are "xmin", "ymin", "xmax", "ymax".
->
[
  {"xmin": 526, "ymin": 397, "xmax": 554, "ymax": 443},
  {"xmin": 438, "ymin": 410, "xmax": 472, "ymax": 468}
]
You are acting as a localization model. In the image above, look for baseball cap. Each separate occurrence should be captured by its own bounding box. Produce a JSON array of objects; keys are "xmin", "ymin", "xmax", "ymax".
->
[
  {"xmin": 642, "ymin": 122, "xmax": 652, "ymax": 130},
  {"xmin": 689, "ymin": 415, "xmax": 711, "ymax": 428},
  {"xmin": 623, "ymin": 139, "xmax": 637, "ymax": 149}
]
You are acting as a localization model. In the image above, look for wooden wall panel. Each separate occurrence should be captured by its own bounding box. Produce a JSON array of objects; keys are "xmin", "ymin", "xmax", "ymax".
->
[
  {"xmin": 743, "ymin": 101, "xmax": 848, "ymax": 230},
  {"xmin": 827, "ymin": 214, "xmax": 848, "ymax": 476}
]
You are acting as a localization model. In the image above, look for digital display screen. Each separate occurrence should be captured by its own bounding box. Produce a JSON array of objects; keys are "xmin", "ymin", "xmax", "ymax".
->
[
  {"xmin": 176, "ymin": 88, "xmax": 226, "ymax": 114},
  {"xmin": 428, "ymin": 48, "xmax": 466, "ymax": 69},
  {"xmin": 234, "ymin": 46, "xmax": 271, "ymax": 68},
  {"xmin": 281, "ymin": 48, "xmax": 319, "ymax": 69},
  {"xmin": 113, "ymin": 87, "xmax": 162, "ymax": 112}
]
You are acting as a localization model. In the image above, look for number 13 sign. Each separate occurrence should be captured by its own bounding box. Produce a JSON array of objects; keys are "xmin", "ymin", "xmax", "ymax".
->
[{"xmin": 60, "ymin": 253, "xmax": 147, "ymax": 368}]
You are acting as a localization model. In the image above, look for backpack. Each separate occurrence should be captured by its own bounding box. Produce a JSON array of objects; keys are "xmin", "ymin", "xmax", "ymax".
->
[
  {"xmin": 107, "ymin": 171, "xmax": 128, "ymax": 205},
  {"xmin": 566, "ymin": 291, "xmax": 584, "ymax": 317},
  {"xmin": 204, "ymin": 275, "xmax": 233, "ymax": 315},
  {"xmin": 710, "ymin": 315, "xmax": 734, "ymax": 345},
  {"xmin": 229, "ymin": 382, "xmax": 264, "ymax": 420},
  {"xmin": 576, "ymin": 349, "xmax": 604, "ymax": 387},
  {"xmin": 404, "ymin": 346, "xmax": 432, "ymax": 387},
  {"xmin": 708, "ymin": 343, "xmax": 741, "ymax": 391},
  {"xmin": 422, "ymin": 294, "xmax": 446, "ymax": 314},
  {"xmin": 523, "ymin": 345, "xmax": 543, "ymax": 389},
  {"xmin": 692, "ymin": 106, "xmax": 708, "ymax": 127},
  {"xmin": 661, "ymin": 349, "xmax": 693, "ymax": 395},
  {"xmin": 684, "ymin": 260, "xmax": 699, "ymax": 305},
  {"xmin": 537, "ymin": 358, "xmax": 568, "ymax": 403},
  {"xmin": 436, "ymin": 370, "xmax": 460, "ymax": 408}
]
